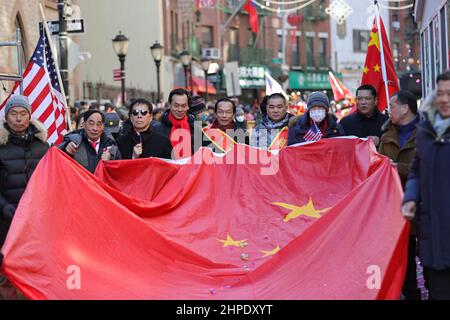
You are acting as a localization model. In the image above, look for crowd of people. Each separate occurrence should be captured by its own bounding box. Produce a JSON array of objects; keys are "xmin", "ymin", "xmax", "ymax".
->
[{"xmin": 0, "ymin": 69, "xmax": 450, "ymax": 300}]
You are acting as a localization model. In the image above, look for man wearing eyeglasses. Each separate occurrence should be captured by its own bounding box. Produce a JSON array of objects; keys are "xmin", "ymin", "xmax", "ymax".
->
[
  {"xmin": 340, "ymin": 84, "xmax": 389, "ymax": 147},
  {"xmin": 153, "ymin": 88, "xmax": 196, "ymax": 158},
  {"xmin": 116, "ymin": 99, "xmax": 172, "ymax": 159}
]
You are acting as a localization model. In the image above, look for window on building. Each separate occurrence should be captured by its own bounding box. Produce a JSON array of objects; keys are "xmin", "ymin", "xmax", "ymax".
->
[
  {"xmin": 229, "ymin": 28, "xmax": 239, "ymax": 61},
  {"xmin": 393, "ymin": 42, "xmax": 400, "ymax": 71},
  {"xmin": 306, "ymin": 36, "xmax": 314, "ymax": 67},
  {"xmin": 278, "ymin": 34, "xmax": 283, "ymax": 55},
  {"xmin": 353, "ymin": 30, "xmax": 370, "ymax": 52},
  {"xmin": 440, "ymin": 6, "xmax": 447, "ymax": 71},
  {"xmin": 12, "ymin": 15, "xmax": 27, "ymax": 72},
  {"xmin": 434, "ymin": 16, "xmax": 441, "ymax": 76},
  {"xmin": 292, "ymin": 35, "xmax": 300, "ymax": 66},
  {"xmin": 201, "ymin": 26, "xmax": 214, "ymax": 49},
  {"xmin": 319, "ymin": 38, "xmax": 326, "ymax": 67}
]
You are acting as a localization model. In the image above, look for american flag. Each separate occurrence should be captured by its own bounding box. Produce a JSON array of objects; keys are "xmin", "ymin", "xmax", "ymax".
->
[
  {"xmin": 304, "ymin": 121, "xmax": 323, "ymax": 142},
  {"xmin": 0, "ymin": 26, "xmax": 67, "ymax": 145},
  {"xmin": 113, "ymin": 69, "xmax": 122, "ymax": 82}
]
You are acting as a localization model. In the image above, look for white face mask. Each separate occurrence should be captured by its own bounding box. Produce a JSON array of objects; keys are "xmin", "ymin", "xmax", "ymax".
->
[
  {"xmin": 236, "ymin": 116, "xmax": 245, "ymax": 122},
  {"xmin": 310, "ymin": 109, "xmax": 326, "ymax": 123}
]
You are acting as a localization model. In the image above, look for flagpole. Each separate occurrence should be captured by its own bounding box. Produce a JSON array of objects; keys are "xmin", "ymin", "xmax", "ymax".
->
[
  {"xmin": 39, "ymin": 3, "xmax": 72, "ymax": 131},
  {"xmin": 329, "ymin": 71, "xmax": 344, "ymax": 96},
  {"xmin": 374, "ymin": 1, "xmax": 391, "ymax": 112}
]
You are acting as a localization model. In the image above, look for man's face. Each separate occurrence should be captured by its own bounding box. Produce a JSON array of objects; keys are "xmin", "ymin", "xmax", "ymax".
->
[
  {"xmin": 131, "ymin": 103, "xmax": 152, "ymax": 132},
  {"xmin": 84, "ymin": 113, "xmax": 104, "ymax": 141},
  {"xmin": 216, "ymin": 101, "xmax": 235, "ymax": 127},
  {"xmin": 170, "ymin": 94, "xmax": 189, "ymax": 120},
  {"xmin": 389, "ymin": 96, "xmax": 405, "ymax": 124},
  {"xmin": 436, "ymin": 80, "xmax": 450, "ymax": 119},
  {"xmin": 7, "ymin": 107, "xmax": 30, "ymax": 135},
  {"xmin": 356, "ymin": 89, "xmax": 377, "ymax": 117},
  {"xmin": 266, "ymin": 97, "xmax": 288, "ymax": 122}
]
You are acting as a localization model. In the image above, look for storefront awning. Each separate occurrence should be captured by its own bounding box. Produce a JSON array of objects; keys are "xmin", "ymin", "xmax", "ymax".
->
[{"xmin": 188, "ymin": 76, "xmax": 217, "ymax": 95}]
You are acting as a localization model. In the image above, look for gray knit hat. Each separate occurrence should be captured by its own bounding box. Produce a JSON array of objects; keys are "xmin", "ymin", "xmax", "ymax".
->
[
  {"xmin": 307, "ymin": 92, "xmax": 330, "ymax": 111},
  {"xmin": 4, "ymin": 95, "xmax": 32, "ymax": 116}
]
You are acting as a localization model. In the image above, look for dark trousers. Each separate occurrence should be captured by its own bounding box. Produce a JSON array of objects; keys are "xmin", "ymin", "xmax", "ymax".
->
[
  {"xmin": 402, "ymin": 236, "xmax": 421, "ymax": 300},
  {"xmin": 423, "ymin": 267, "xmax": 450, "ymax": 300}
]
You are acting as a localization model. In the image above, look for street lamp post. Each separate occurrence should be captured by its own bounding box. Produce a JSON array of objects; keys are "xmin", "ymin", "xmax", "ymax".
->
[
  {"xmin": 112, "ymin": 31, "xmax": 129, "ymax": 107},
  {"xmin": 150, "ymin": 41, "xmax": 164, "ymax": 102},
  {"xmin": 201, "ymin": 58, "xmax": 211, "ymax": 102},
  {"xmin": 58, "ymin": 0, "xmax": 69, "ymax": 104},
  {"xmin": 180, "ymin": 50, "xmax": 192, "ymax": 92}
]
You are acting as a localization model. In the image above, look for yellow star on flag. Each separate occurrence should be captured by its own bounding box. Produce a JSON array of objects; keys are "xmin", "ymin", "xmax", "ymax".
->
[
  {"xmin": 373, "ymin": 64, "xmax": 381, "ymax": 72},
  {"xmin": 363, "ymin": 66, "xmax": 369, "ymax": 74},
  {"xmin": 216, "ymin": 234, "xmax": 247, "ymax": 247},
  {"xmin": 261, "ymin": 245, "xmax": 281, "ymax": 258},
  {"xmin": 273, "ymin": 197, "xmax": 330, "ymax": 222},
  {"xmin": 368, "ymin": 31, "xmax": 380, "ymax": 51}
]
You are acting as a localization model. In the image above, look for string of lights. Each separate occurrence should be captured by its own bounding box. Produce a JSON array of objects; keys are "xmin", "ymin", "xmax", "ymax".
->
[
  {"xmin": 251, "ymin": 0, "xmax": 318, "ymax": 13},
  {"xmin": 252, "ymin": 0, "xmax": 414, "ymax": 15}
]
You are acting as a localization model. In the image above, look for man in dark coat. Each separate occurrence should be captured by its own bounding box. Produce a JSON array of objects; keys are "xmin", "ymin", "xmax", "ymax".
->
[
  {"xmin": 0, "ymin": 95, "xmax": 49, "ymax": 299},
  {"xmin": 59, "ymin": 110, "xmax": 121, "ymax": 173},
  {"xmin": 340, "ymin": 84, "xmax": 389, "ymax": 147},
  {"xmin": 378, "ymin": 90, "xmax": 420, "ymax": 300},
  {"xmin": 288, "ymin": 92, "xmax": 344, "ymax": 145},
  {"xmin": 402, "ymin": 71, "xmax": 450, "ymax": 299},
  {"xmin": 117, "ymin": 99, "xmax": 172, "ymax": 159},
  {"xmin": 250, "ymin": 93, "xmax": 293, "ymax": 149},
  {"xmin": 203, "ymin": 98, "xmax": 248, "ymax": 151},
  {"xmin": 153, "ymin": 88, "xmax": 198, "ymax": 158}
]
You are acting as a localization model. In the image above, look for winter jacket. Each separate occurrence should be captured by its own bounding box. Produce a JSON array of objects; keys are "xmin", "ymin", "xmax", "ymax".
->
[
  {"xmin": 250, "ymin": 113, "xmax": 293, "ymax": 149},
  {"xmin": 403, "ymin": 93, "xmax": 450, "ymax": 270},
  {"xmin": 116, "ymin": 126, "xmax": 173, "ymax": 160},
  {"xmin": 287, "ymin": 113, "xmax": 345, "ymax": 145},
  {"xmin": 59, "ymin": 129, "xmax": 121, "ymax": 173},
  {"xmin": 340, "ymin": 109, "xmax": 389, "ymax": 138},
  {"xmin": 378, "ymin": 118, "xmax": 418, "ymax": 188},
  {"xmin": 0, "ymin": 120, "xmax": 49, "ymax": 245},
  {"xmin": 152, "ymin": 110, "xmax": 200, "ymax": 154}
]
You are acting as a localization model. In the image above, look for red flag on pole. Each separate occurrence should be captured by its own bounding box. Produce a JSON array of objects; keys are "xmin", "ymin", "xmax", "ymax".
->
[
  {"xmin": 243, "ymin": 0, "xmax": 259, "ymax": 34},
  {"xmin": 361, "ymin": 13, "xmax": 398, "ymax": 112}
]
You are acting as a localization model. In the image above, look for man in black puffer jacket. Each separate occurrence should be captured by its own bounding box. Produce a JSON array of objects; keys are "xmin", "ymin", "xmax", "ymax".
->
[{"xmin": 0, "ymin": 95, "xmax": 49, "ymax": 246}]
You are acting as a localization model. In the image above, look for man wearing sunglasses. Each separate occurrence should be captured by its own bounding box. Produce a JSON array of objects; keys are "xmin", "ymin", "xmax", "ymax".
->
[{"xmin": 116, "ymin": 99, "xmax": 172, "ymax": 159}]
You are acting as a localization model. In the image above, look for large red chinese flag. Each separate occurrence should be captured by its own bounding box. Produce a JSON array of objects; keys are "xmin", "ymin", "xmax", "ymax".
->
[
  {"xmin": 1, "ymin": 139, "xmax": 408, "ymax": 299},
  {"xmin": 243, "ymin": 0, "xmax": 259, "ymax": 34},
  {"xmin": 361, "ymin": 14, "xmax": 399, "ymax": 111}
]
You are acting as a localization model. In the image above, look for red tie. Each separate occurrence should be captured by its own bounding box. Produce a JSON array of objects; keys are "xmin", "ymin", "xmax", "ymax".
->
[{"xmin": 89, "ymin": 140, "xmax": 99, "ymax": 152}]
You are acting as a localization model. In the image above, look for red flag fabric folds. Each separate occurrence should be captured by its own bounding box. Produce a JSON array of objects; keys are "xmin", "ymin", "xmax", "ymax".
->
[
  {"xmin": 243, "ymin": 0, "xmax": 259, "ymax": 34},
  {"xmin": 1, "ymin": 139, "xmax": 408, "ymax": 299},
  {"xmin": 361, "ymin": 15, "xmax": 399, "ymax": 112}
]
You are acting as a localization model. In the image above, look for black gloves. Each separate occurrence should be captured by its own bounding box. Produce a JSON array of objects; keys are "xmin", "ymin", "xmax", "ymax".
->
[{"xmin": 2, "ymin": 204, "xmax": 16, "ymax": 222}]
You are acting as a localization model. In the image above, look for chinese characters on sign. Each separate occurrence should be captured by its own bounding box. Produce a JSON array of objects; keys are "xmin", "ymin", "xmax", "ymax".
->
[{"xmin": 239, "ymin": 65, "xmax": 266, "ymax": 88}]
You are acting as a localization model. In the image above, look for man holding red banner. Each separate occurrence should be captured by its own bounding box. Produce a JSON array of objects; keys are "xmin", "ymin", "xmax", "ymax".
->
[
  {"xmin": 153, "ymin": 89, "xmax": 196, "ymax": 159},
  {"xmin": 288, "ymin": 92, "xmax": 344, "ymax": 145},
  {"xmin": 203, "ymin": 98, "xmax": 248, "ymax": 152},
  {"xmin": 340, "ymin": 84, "xmax": 388, "ymax": 147}
]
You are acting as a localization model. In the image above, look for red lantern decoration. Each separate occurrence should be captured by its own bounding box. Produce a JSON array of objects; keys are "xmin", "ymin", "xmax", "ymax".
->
[{"xmin": 287, "ymin": 14, "xmax": 303, "ymax": 26}]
